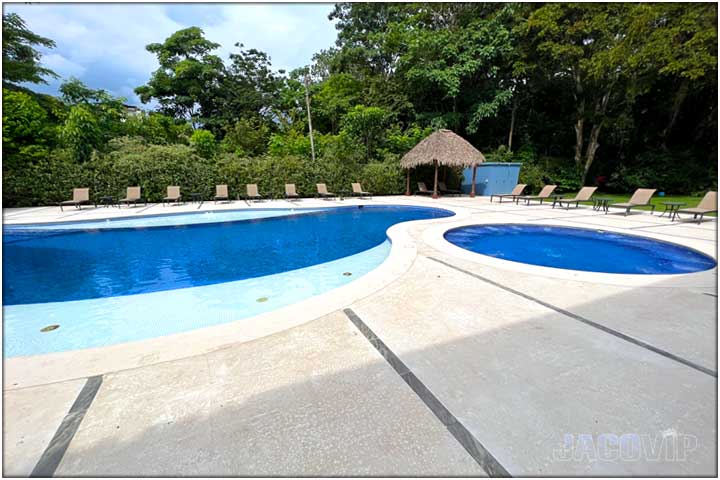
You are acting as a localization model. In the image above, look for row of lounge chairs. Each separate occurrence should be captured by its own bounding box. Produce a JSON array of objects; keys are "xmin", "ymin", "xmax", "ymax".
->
[
  {"xmin": 59, "ymin": 187, "xmax": 147, "ymax": 210},
  {"xmin": 232, "ymin": 183, "xmax": 371, "ymax": 202},
  {"xmin": 486, "ymin": 184, "xmax": 717, "ymax": 223},
  {"xmin": 59, "ymin": 183, "xmax": 374, "ymax": 209}
]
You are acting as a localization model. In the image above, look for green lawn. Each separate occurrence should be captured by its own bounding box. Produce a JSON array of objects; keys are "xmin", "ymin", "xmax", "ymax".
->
[{"xmin": 571, "ymin": 192, "xmax": 716, "ymax": 216}]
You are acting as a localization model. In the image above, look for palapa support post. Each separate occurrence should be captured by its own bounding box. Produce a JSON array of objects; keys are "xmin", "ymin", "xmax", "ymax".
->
[
  {"xmin": 405, "ymin": 169, "xmax": 411, "ymax": 196},
  {"xmin": 470, "ymin": 164, "xmax": 477, "ymax": 198},
  {"xmin": 432, "ymin": 159, "xmax": 439, "ymax": 199}
]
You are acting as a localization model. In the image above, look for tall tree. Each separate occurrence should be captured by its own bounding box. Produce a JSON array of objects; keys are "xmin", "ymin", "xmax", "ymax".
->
[
  {"xmin": 135, "ymin": 27, "xmax": 224, "ymax": 127},
  {"xmin": 61, "ymin": 104, "xmax": 101, "ymax": 163},
  {"xmin": 60, "ymin": 78, "xmax": 126, "ymax": 142},
  {"xmin": 2, "ymin": 13, "xmax": 57, "ymax": 87},
  {"xmin": 399, "ymin": 4, "xmax": 516, "ymax": 135},
  {"xmin": 624, "ymin": 3, "xmax": 717, "ymax": 145},
  {"xmin": 524, "ymin": 4, "xmax": 640, "ymax": 182},
  {"xmin": 203, "ymin": 43, "xmax": 282, "ymax": 134},
  {"xmin": 341, "ymin": 105, "xmax": 392, "ymax": 161},
  {"xmin": 313, "ymin": 73, "xmax": 361, "ymax": 134}
]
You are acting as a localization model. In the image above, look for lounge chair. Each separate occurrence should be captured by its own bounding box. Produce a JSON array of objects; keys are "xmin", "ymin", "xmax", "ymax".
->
[
  {"xmin": 351, "ymin": 182, "xmax": 372, "ymax": 198},
  {"xmin": 519, "ymin": 185, "xmax": 557, "ymax": 205},
  {"xmin": 553, "ymin": 186, "xmax": 598, "ymax": 209},
  {"xmin": 118, "ymin": 186, "xmax": 146, "ymax": 207},
  {"xmin": 316, "ymin": 183, "xmax": 336, "ymax": 199},
  {"xmin": 246, "ymin": 184, "xmax": 263, "ymax": 202},
  {"xmin": 607, "ymin": 188, "xmax": 656, "ymax": 216},
  {"xmin": 438, "ymin": 181, "xmax": 461, "ymax": 196},
  {"xmin": 59, "ymin": 188, "xmax": 95, "ymax": 211},
  {"xmin": 285, "ymin": 183, "xmax": 300, "ymax": 200},
  {"xmin": 162, "ymin": 186, "xmax": 182, "ymax": 205},
  {"xmin": 214, "ymin": 184, "xmax": 229, "ymax": 203},
  {"xmin": 490, "ymin": 184, "xmax": 527, "ymax": 203},
  {"xmin": 416, "ymin": 182, "xmax": 434, "ymax": 196},
  {"xmin": 676, "ymin": 191, "xmax": 717, "ymax": 223}
]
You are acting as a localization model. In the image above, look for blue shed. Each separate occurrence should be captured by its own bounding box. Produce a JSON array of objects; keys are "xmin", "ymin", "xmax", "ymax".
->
[{"xmin": 461, "ymin": 162, "xmax": 522, "ymax": 196}]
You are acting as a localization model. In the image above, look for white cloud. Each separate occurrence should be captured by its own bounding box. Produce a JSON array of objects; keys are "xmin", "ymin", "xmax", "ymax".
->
[
  {"xmin": 5, "ymin": 3, "xmax": 337, "ymax": 103},
  {"xmin": 41, "ymin": 53, "xmax": 86, "ymax": 78}
]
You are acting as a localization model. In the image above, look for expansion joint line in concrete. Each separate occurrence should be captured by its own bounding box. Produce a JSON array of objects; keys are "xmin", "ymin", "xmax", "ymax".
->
[
  {"xmin": 30, "ymin": 375, "xmax": 103, "ymax": 477},
  {"xmin": 426, "ymin": 256, "xmax": 717, "ymax": 379},
  {"xmin": 342, "ymin": 308, "xmax": 511, "ymax": 477}
]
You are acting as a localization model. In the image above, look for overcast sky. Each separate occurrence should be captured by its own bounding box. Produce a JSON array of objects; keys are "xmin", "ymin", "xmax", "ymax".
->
[{"xmin": 5, "ymin": 3, "xmax": 338, "ymax": 105}]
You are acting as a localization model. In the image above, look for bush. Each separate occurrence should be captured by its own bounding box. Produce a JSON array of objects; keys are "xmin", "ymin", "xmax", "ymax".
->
[
  {"xmin": 189, "ymin": 129, "xmax": 217, "ymax": 159},
  {"xmin": 361, "ymin": 161, "xmax": 405, "ymax": 194},
  {"xmin": 606, "ymin": 150, "xmax": 715, "ymax": 195},
  {"xmin": 518, "ymin": 162, "xmax": 545, "ymax": 193},
  {"xmin": 3, "ymin": 140, "xmax": 410, "ymax": 207},
  {"xmin": 3, "ymin": 149, "xmax": 88, "ymax": 206}
]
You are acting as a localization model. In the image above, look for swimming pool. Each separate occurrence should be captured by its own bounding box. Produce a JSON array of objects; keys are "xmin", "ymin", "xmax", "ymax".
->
[
  {"xmin": 444, "ymin": 224, "xmax": 716, "ymax": 275},
  {"xmin": 4, "ymin": 205, "xmax": 452, "ymax": 356}
]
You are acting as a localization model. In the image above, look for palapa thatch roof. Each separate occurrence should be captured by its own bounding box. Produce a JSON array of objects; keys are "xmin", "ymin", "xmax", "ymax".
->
[{"xmin": 400, "ymin": 129, "xmax": 486, "ymax": 169}]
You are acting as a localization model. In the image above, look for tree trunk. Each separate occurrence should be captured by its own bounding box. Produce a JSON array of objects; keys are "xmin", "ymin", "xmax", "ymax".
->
[
  {"xmin": 660, "ymin": 78, "xmax": 690, "ymax": 147},
  {"xmin": 574, "ymin": 115, "xmax": 584, "ymax": 167},
  {"xmin": 507, "ymin": 97, "xmax": 518, "ymax": 152},
  {"xmin": 304, "ymin": 75, "xmax": 316, "ymax": 162},
  {"xmin": 580, "ymin": 86, "xmax": 613, "ymax": 185},
  {"xmin": 572, "ymin": 68, "xmax": 585, "ymax": 168},
  {"xmin": 582, "ymin": 124, "xmax": 602, "ymax": 184}
]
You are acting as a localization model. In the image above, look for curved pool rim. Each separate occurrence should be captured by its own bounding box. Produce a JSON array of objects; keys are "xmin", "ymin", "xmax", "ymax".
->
[
  {"xmin": 4, "ymin": 203, "xmax": 466, "ymax": 388},
  {"xmin": 443, "ymin": 223, "xmax": 716, "ymax": 275},
  {"xmin": 422, "ymin": 220, "xmax": 716, "ymax": 287}
]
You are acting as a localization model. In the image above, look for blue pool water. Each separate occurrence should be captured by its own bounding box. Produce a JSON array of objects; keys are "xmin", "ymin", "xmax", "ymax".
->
[
  {"xmin": 444, "ymin": 224, "xmax": 716, "ymax": 274},
  {"xmin": 4, "ymin": 205, "xmax": 452, "ymax": 306},
  {"xmin": 3, "ymin": 206, "xmax": 452, "ymax": 356}
]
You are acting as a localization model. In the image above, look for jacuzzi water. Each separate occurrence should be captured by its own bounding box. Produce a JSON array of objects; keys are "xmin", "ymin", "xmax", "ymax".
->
[
  {"xmin": 3, "ymin": 205, "xmax": 452, "ymax": 357},
  {"xmin": 444, "ymin": 224, "xmax": 716, "ymax": 275}
]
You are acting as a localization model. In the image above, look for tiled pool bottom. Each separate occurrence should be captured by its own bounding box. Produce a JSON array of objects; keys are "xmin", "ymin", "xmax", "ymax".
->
[{"xmin": 4, "ymin": 241, "xmax": 391, "ymax": 357}]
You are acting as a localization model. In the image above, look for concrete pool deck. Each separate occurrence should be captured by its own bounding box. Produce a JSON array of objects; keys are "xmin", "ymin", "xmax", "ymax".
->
[{"xmin": 3, "ymin": 196, "xmax": 717, "ymax": 476}]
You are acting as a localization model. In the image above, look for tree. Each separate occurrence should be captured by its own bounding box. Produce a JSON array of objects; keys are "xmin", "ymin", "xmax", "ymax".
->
[
  {"xmin": 341, "ymin": 105, "xmax": 392, "ymax": 161},
  {"xmin": 189, "ymin": 129, "xmax": 217, "ymax": 158},
  {"xmin": 523, "ymin": 4, "xmax": 638, "ymax": 183},
  {"xmin": 2, "ymin": 13, "xmax": 57, "ymax": 86},
  {"xmin": 313, "ymin": 73, "xmax": 361, "ymax": 134},
  {"xmin": 203, "ymin": 43, "xmax": 282, "ymax": 135},
  {"xmin": 523, "ymin": 3, "xmax": 718, "ymax": 183},
  {"xmin": 135, "ymin": 27, "xmax": 224, "ymax": 127},
  {"xmin": 61, "ymin": 105, "xmax": 101, "ymax": 163},
  {"xmin": 399, "ymin": 4, "xmax": 516, "ymax": 135},
  {"xmin": 59, "ymin": 78, "xmax": 126, "ymax": 140},
  {"xmin": 122, "ymin": 112, "xmax": 192, "ymax": 145},
  {"xmin": 624, "ymin": 3, "xmax": 717, "ymax": 144},
  {"xmin": 2, "ymin": 88, "xmax": 58, "ymax": 166},
  {"xmin": 221, "ymin": 118, "xmax": 270, "ymax": 156}
]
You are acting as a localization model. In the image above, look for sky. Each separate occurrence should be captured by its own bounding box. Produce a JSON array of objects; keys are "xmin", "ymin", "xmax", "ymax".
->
[{"xmin": 5, "ymin": 3, "xmax": 338, "ymax": 106}]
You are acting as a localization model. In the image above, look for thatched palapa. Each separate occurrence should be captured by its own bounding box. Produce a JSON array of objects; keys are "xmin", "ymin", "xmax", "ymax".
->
[{"xmin": 400, "ymin": 129, "xmax": 485, "ymax": 198}]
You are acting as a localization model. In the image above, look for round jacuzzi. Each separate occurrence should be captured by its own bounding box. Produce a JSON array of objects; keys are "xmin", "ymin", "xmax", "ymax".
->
[{"xmin": 444, "ymin": 224, "xmax": 716, "ymax": 275}]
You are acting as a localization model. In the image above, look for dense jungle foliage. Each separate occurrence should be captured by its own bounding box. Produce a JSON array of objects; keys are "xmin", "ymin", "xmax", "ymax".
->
[{"xmin": 3, "ymin": 4, "xmax": 717, "ymax": 206}]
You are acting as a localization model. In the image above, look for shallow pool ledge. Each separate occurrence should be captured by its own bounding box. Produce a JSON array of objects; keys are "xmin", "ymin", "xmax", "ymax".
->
[{"xmin": 4, "ymin": 205, "xmax": 470, "ymax": 389}]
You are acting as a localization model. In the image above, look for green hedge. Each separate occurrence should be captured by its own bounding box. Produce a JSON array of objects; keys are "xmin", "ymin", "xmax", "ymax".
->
[{"xmin": 2, "ymin": 138, "xmax": 411, "ymax": 206}]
